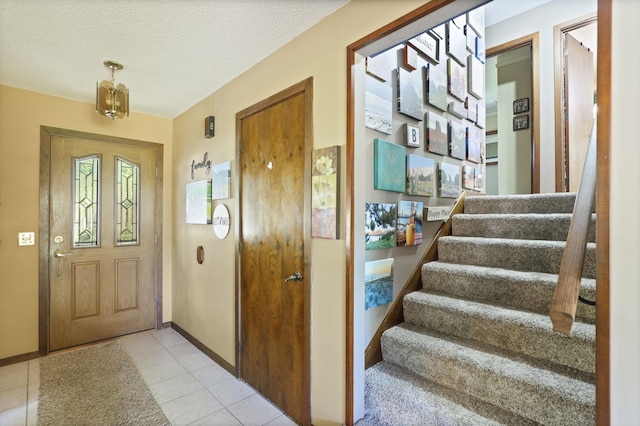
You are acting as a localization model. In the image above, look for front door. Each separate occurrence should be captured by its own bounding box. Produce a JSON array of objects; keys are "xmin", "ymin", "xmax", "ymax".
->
[
  {"xmin": 48, "ymin": 133, "xmax": 159, "ymax": 351},
  {"xmin": 238, "ymin": 79, "xmax": 311, "ymax": 424}
]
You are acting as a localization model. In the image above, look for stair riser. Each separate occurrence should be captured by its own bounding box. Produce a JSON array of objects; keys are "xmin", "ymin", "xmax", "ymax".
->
[
  {"xmin": 464, "ymin": 193, "xmax": 577, "ymax": 214},
  {"xmin": 438, "ymin": 237, "xmax": 596, "ymax": 278},
  {"xmin": 382, "ymin": 328, "xmax": 595, "ymax": 425},
  {"xmin": 403, "ymin": 293, "xmax": 595, "ymax": 374},
  {"xmin": 452, "ymin": 215, "xmax": 596, "ymax": 242},
  {"xmin": 421, "ymin": 263, "xmax": 596, "ymax": 321}
]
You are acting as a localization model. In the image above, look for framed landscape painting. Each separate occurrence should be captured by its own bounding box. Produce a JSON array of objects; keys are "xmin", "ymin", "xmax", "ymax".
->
[
  {"xmin": 397, "ymin": 67, "xmax": 423, "ymax": 121},
  {"xmin": 185, "ymin": 180, "xmax": 212, "ymax": 224},
  {"xmin": 365, "ymin": 202, "xmax": 396, "ymax": 250},
  {"xmin": 463, "ymin": 165, "xmax": 475, "ymax": 190},
  {"xmin": 425, "ymin": 63, "xmax": 447, "ymax": 112},
  {"xmin": 365, "ymin": 258, "xmax": 394, "ymax": 310},
  {"xmin": 448, "ymin": 58, "xmax": 467, "ymax": 102},
  {"xmin": 406, "ymin": 154, "xmax": 435, "ymax": 196},
  {"xmin": 439, "ymin": 162, "xmax": 461, "ymax": 198},
  {"xmin": 466, "ymin": 126, "xmax": 484, "ymax": 163},
  {"xmin": 211, "ymin": 161, "xmax": 231, "ymax": 200},
  {"xmin": 365, "ymin": 75, "xmax": 393, "ymax": 135},
  {"xmin": 374, "ymin": 138, "xmax": 406, "ymax": 192},
  {"xmin": 426, "ymin": 111, "xmax": 448, "ymax": 156},
  {"xmin": 449, "ymin": 121, "xmax": 466, "ymax": 160}
]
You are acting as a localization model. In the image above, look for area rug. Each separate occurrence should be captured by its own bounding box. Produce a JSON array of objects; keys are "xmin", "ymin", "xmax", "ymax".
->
[{"xmin": 38, "ymin": 341, "xmax": 170, "ymax": 425}]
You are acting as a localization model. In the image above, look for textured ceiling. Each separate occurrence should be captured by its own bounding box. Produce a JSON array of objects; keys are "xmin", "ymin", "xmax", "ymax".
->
[{"xmin": 0, "ymin": 0, "xmax": 349, "ymax": 118}]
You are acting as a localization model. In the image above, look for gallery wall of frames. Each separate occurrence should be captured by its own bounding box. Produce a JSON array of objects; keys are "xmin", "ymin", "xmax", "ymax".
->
[{"xmin": 362, "ymin": 7, "xmax": 486, "ymax": 341}]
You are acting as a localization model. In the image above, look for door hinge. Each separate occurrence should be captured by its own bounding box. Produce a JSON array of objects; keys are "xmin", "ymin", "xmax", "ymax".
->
[
  {"xmin": 238, "ymin": 340, "xmax": 243, "ymax": 354},
  {"xmin": 238, "ymin": 143, "xmax": 242, "ymax": 154},
  {"xmin": 239, "ymin": 242, "xmax": 242, "ymax": 254}
]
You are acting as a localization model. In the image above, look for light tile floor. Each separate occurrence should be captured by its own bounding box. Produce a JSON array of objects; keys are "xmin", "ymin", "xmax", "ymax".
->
[{"xmin": 0, "ymin": 328, "xmax": 297, "ymax": 426}]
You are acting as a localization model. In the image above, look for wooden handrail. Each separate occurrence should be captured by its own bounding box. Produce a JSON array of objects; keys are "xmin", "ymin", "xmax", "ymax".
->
[
  {"xmin": 365, "ymin": 193, "xmax": 466, "ymax": 368},
  {"xmin": 550, "ymin": 120, "xmax": 597, "ymax": 335}
]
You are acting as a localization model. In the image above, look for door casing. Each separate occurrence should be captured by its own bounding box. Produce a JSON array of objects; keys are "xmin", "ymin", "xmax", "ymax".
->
[
  {"xmin": 235, "ymin": 78, "xmax": 313, "ymax": 424},
  {"xmin": 39, "ymin": 126, "xmax": 164, "ymax": 355}
]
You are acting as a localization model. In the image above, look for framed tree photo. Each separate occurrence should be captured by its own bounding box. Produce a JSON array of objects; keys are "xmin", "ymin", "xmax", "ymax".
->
[
  {"xmin": 426, "ymin": 111, "xmax": 448, "ymax": 156},
  {"xmin": 513, "ymin": 98, "xmax": 530, "ymax": 114}
]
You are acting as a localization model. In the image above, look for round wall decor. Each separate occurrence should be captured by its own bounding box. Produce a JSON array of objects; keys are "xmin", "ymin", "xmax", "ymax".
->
[{"xmin": 213, "ymin": 204, "xmax": 230, "ymax": 239}]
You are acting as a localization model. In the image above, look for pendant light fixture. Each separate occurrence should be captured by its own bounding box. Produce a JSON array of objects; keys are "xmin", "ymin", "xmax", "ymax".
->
[{"xmin": 96, "ymin": 60, "xmax": 129, "ymax": 119}]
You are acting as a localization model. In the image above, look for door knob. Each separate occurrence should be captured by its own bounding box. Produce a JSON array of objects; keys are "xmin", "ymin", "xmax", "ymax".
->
[
  {"xmin": 284, "ymin": 271, "xmax": 303, "ymax": 283},
  {"xmin": 53, "ymin": 250, "xmax": 73, "ymax": 258}
]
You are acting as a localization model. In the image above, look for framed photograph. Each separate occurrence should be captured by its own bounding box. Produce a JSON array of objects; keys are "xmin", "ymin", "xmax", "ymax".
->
[
  {"xmin": 397, "ymin": 67, "xmax": 423, "ymax": 121},
  {"xmin": 448, "ymin": 100, "xmax": 466, "ymax": 119},
  {"xmin": 447, "ymin": 58, "xmax": 467, "ymax": 102},
  {"xmin": 476, "ymin": 102, "xmax": 486, "ymax": 129},
  {"xmin": 312, "ymin": 146, "xmax": 340, "ymax": 239},
  {"xmin": 425, "ymin": 63, "xmax": 447, "ymax": 112},
  {"xmin": 513, "ymin": 98, "xmax": 530, "ymax": 114},
  {"xmin": 468, "ymin": 55, "xmax": 484, "ymax": 99},
  {"xmin": 513, "ymin": 114, "xmax": 530, "ymax": 131},
  {"xmin": 365, "ymin": 75, "xmax": 393, "ymax": 135},
  {"xmin": 466, "ymin": 126, "xmax": 483, "ymax": 163},
  {"xmin": 462, "ymin": 165, "xmax": 475, "ymax": 190},
  {"xmin": 403, "ymin": 44, "xmax": 418, "ymax": 70},
  {"xmin": 365, "ymin": 49, "xmax": 396, "ymax": 82},
  {"xmin": 467, "ymin": 7, "xmax": 485, "ymax": 36},
  {"xmin": 475, "ymin": 36, "xmax": 486, "ymax": 63},
  {"xmin": 474, "ymin": 167, "xmax": 484, "ymax": 192},
  {"xmin": 426, "ymin": 111, "xmax": 448, "ymax": 156},
  {"xmin": 466, "ymin": 25, "xmax": 476, "ymax": 54},
  {"xmin": 396, "ymin": 200, "xmax": 423, "ymax": 247},
  {"xmin": 406, "ymin": 154, "xmax": 435, "ymax": 196},
  {"xmin": 373, "ymin": 138, "xmax": 406, "ymax": 192},
  {"xmin": 439, "ymin": 162, "xmax": 461, "ymax": 198},
  {"xmin": 365, "ymin": 258, "xmax": 394, "ymax": 310},
  {"xmin": 408, "ymin": 31, "xmax": 439, "ymax": 64},
  {"xmin": 466, "ymin": 96, "xmax": 478, "ymax": 123},
  {"xmin": 185, "ymin": 180, "xmax": 212, "ymax": 224},
  {"xmin": 211, "ymin": 161, "xmax": 231, "ymax": 200},
  {"xmin": 403, "ymin": 123, "xmax": 420, "ymax": 147},
  {"xmin": 449, "ymin": 121, "xmax": 466, "ymax": 160},
  {"xmin": 430, "ymin": 23, "xmax": 445, "ymax": 40},
  {"xmin": 365, "ymin": 203, "xmax": 396, "ymax": 250},
  {"xmin": 446, "ymin": 22, "xmax": 468, "ymax": 66}
]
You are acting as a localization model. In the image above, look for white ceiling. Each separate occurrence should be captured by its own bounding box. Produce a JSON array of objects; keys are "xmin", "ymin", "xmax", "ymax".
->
[{"xmin": 0, "ymin": 0, "xmax": 349, "ymax": 118}]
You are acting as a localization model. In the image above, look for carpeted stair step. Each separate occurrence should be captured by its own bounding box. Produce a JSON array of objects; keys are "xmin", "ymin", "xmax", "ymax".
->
[
  {"xmin": 421, "ymin": 262, "xmax": 596, "ymax": 321},
  {"xmin": 437, "ymin": 236, "xmax": 596, "ymax": 278},
  {"xmin": 464, "ymin": 193, "xmax": 577, "ymax": 214},
  {"xmin": 362, "ymin": 361, "xmax": 535, "ymax": 425},
  {"xmin": 452, "ymin": 213, "xmax": 596, "ymax": 242},
  {"xmin": 381, "ymin": 324, "xmax": 595, "ymax": 425},
  {"xmin": 403, "ymin": 291, "xmax": 595, "ymax": 374}
]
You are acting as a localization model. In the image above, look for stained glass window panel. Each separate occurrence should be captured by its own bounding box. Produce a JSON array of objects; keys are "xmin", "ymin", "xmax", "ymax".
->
[
  {"xmin": 73, "ymin": 156, "xmax": 100, "ymax": 247},
  {"xmin": 115, "ymin": 157, "xmax": 139, "ymax": 245}
]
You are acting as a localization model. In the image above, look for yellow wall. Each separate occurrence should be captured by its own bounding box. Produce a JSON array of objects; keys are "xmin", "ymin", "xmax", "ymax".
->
[
  {"xmin": 171, "ymin": 1, "xmax": 426, "ymax": 423},
  {"xmin": 0, "ymin": 85, "xmax": 173, "ymax": 359}
]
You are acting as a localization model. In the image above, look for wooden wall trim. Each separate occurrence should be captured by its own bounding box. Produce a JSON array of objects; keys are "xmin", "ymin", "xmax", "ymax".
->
[
  {"xmin": 0, "ymin": 351, "xmax": 40, "ymax": 368},
  {"xmin": 364, "ymin": 194, "xmax": 466, "ymax": 369},
  {"xmin": 596, "ymin": 0, "xmax": 611, "ymax": 423},
  {"xmin": 486, "ymin": 32, "xmax": 541, "ymax": 194},
  {"xmin": 170, "ymin": 322, "xmax": 235, "ymax": 375}
]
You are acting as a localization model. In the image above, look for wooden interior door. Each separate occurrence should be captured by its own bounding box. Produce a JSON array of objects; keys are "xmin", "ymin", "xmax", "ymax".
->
[
  {"xmin": 564, "ymin": 33, "xmax": 595, "ymax": 191},
  {"xmin": 238, "ymin": 80, "xmax": 311, "ymax": 425},
  {"xmin": 49, "ymin": 135, "xmax": 158, "ymax": 351}
]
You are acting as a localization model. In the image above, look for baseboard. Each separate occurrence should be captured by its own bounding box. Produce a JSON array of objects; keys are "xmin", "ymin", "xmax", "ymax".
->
[
  {"xmin": 170, "ymin": 321, "xmax": 236, "ymax": 376},
  {"xmin": 0, "ymin": 351, "xmax": 40, "ymax": 367}
]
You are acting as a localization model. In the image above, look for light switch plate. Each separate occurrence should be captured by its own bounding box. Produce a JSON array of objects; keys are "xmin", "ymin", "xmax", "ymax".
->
[{"xmin": 18, "ymin": 232, "xmax": 35, "ymax": 246}]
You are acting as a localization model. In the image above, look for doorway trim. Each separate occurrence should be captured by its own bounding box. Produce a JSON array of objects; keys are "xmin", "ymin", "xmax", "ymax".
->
[
  {"xmin": 346, "ymin": 1, "xmax": 610, "ymax": 425},
  {"xmin": 38, "ymin": 126, "xmax": 164, "ymax": 355},
  {"xmin": 553, "ymin": 13, "xmax": 598, "ymax": 192},
  {"xmin": 486, "ymin": 32, "xmax": 541, "ymax": 194},
  {"xmin": 234, "ymin": 77, "xmax": 313, "ymax": 422}
]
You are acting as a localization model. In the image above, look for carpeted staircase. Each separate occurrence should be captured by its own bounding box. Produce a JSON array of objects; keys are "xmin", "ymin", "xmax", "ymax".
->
[{"xmin": 362, "ymin": 193, "xmax": 596, "ymax": 425}]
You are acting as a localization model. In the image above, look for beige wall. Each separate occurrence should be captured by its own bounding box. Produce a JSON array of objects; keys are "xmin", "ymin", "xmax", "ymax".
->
[
  {"xmin": 611, "ymin": 0, "xmax": 640, "ymax": 421},
  {"xmin": 0, "ymin": 85, "xmax": 173, "ymax": 359},
  {"xmin": 171, "ymin": 1, "xmax": 425, "ymax": 424}
]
